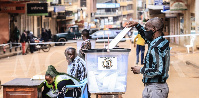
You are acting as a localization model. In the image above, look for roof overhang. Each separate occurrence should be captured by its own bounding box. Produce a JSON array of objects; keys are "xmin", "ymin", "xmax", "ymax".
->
[
  {"xmin": 161, "ymin": 10, "xmax": 183, "ymax": 14},
  {"xmin": 162, "ymin": 10, "xmax": 183, "ymax": 18},
  {"xmin": 147, "ymin": 5, "xmax": 163, "ymax": 10}
]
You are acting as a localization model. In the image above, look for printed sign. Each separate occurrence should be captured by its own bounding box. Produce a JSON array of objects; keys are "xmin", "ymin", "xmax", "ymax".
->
[
  {"xmin": 0, "ymin": 3, "xmax": 25, "ymax": 13},
  {"xmin": 163, "ymin": 5, "xmax": 170, "ymax": 11},
  {"xmin": 27, "ymin": 3, "xmax": 48, "ymax": 15},
  {"xmin": 54, "ymin": 6, "xmax": 65, "ymax": 12},
  {"xmin": 170, "ymin": 0, "xmax": 187, "ymax": 10},
  {"xmin": 98, "ymin": 57, "xmax": 117, "ymax": 70},
  {"xmin": 154, "ymin": 0, "xmax": 163, "ymax": 5}
]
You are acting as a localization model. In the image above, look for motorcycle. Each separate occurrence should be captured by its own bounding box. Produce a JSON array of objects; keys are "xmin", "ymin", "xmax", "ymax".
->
[{"xmin": 26, "ymin": 37, "xmax": 51, "ymax": 53}]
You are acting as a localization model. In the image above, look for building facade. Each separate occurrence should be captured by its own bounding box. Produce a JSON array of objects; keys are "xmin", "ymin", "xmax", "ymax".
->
[
  {"xmin": 0, "ymin": 0, "xmax": 97, "ymax": 44},
  {"xmin": 145, "ymin": 0, "xmax": 199, "ymax": 49},
  {"xmin": 0, "ymin": 0, "xmax": 58, "ymax": 44},
  {"xmin": 94, "ymin": 0, "xmax": 137, "ymax": 29}
]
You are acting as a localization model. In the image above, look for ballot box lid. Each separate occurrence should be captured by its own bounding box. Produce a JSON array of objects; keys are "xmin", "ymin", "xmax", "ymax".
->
[
  {"xmin": 83, "ymin": 48, "xmax": 131, "ymax": 53},
  {"xmin": 2, "ymin": 78, "xmax": 44, "ymax": 87}
]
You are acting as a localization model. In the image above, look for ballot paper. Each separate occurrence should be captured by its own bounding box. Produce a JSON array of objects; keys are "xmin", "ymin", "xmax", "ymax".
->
[
  {"xmin": 108, "ymin": 27, "xmax": 132, "ymax": 49},
  {"xmin": 107, "ymin": 72, "xmax": 118, "ymax": 91},
  {"xmin": 88, "ymin": 71, "xmax": 99, "ymax": 92}
]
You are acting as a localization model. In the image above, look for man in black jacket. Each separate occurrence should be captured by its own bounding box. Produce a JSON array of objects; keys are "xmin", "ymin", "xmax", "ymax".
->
[{"xmin": 27, "ymin": 31, "xmax": 36, "ymax": 53}]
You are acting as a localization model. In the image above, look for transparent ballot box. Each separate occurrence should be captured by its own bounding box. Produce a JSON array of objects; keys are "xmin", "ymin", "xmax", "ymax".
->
[
  {"xmin": 77, "ymin": 40, "xmax": 96, "ymax": 53},
  {"xmin": 83, "ymin": 49, "xmax": 131, "ymax": 93}
]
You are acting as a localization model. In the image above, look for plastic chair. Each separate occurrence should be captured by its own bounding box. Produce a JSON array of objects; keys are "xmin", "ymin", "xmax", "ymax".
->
[
  {"xmin": 64, "ymin": 78, "xmax": 88, "ymax": 98},
  {"xmin": 184, "ymin": 35, "xmax": 196, "ymax": 53}
]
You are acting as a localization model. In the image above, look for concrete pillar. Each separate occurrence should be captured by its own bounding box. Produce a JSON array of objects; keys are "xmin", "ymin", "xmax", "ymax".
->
[
  {"xmin": 42, "ymin": 16, "xmax": 44, "ymax": 28},
  {"xmin": 87, "ymin": 0, "xmax": 91, "ymax": 22},
  {"xmin": 15, "ymin": 15, "xmax": 21, "ymax": 34},
  {"xmin": 50, "ymin": 18, "xmax": 57, "ymax": 35},
  {"xmin": 78, "ymin": 0, "xmax": 80, "ymax": 8},
  {"xmin": 133, "ymin": 0, "xmax": 137, "ymax": 19},
  {"xmin": 33, "ymin": 16, "xmax": 37, "ymax": 37},
  {"xmin": 182, "ymin": 0, "xmax": 191, "ymax": 45},
  {"xmin": 195, "ymin": 0, "xmax": 199, "ymax": 48},
  {"xmin": 185, "ymin": 0, "xmax": 191, "ymax": 34},
  {"xmin": 30, "ymin": 16, "xmax": 34, "ymax": 33}
]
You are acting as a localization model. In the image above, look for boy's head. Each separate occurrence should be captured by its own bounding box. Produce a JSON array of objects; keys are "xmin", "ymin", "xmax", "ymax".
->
[{"xmin": 82, "ymin": 29, "xmax": 90, "ymax": 40}]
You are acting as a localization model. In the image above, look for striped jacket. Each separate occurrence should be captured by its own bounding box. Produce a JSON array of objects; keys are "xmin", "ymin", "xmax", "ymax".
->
[
  {"xmin": 67, "ymin": 56, "xmax": 87, "ymax": 81},
  {"xmin": 136, "ymin": 24, "xmax": 170, "ymax": 83}
]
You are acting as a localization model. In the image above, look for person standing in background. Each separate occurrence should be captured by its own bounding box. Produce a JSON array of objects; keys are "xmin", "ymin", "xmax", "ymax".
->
[
  {"xmin": 27, "ymin": 31, "xmax": 35, "ymax": 53},
  {"xmin": 47, "ymin": 29, "xmax": 52, "ymax": 40},
  {"xmin": 79, "ymin": 29, "xmax": 91, "ymax": 59},
  {"xmin": 20, "ymin": 30, "xmax": 27, "ymax": 55},
  {"xmin": 133, "ymin": 34, "xmax": 145, "ymax": 65},
  {"xmin": 41, "ymin": 28, "xmax": 48, "ymax": 42}
]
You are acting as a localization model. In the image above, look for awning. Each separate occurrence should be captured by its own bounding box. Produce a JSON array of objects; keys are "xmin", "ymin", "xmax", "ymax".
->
[
  {"xmin": 161, "ymin": 10, "xmax": 183, "ymax": 14},
  {"xmin": 161, "ymin": 10, "xmax": 183, "ymax": 18},
  {"xmin": 147, "ymin": 5, "xmax": 163, "ymax": 10}
]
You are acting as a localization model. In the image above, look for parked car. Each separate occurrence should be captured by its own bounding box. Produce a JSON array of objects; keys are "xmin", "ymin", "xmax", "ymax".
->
[
  {"xmin": 90, "ymin": 30, "xmax": 127, "ymax": 42},
  {"xmin": 79, "ymin": 28, "xmax": 99, "ymax": 39},
  {"xmin": 53, "ymin": 25, "xmax": 82, "ymax": 45},
  {"xmin": 89, "ymin": 28, "xmax": 99, "ymax": 35},
  {"xmin": 90, "ymin": 30, "xmax": 121, "ymax": 39}
]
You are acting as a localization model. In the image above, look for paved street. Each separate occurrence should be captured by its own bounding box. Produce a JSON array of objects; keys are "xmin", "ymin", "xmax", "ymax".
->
[{"xmin": 0, "ymin": 40, "xmax": 199, "ymax": 98}]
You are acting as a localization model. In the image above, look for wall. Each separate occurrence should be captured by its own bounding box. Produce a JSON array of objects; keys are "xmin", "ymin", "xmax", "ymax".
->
[
  {"xmin": 0, "ymin": 13, "xmax": 9, "ymax": 44},
  {"xmin": 133, "ymin": 0, "xmax": 137, "ymax": 19},
  {"xmin": 87, "ymin": 0, "xmax": 91, "ymax": 22},
  {"xmin": 15, "ymin": 15, "xmax": 22, "ymax": 34},
  {"xmin": 194, "ymin": 0, "xmax": 199, "ymax": 48},
  {"xmin": 50, "ymin": 18, "xmax": 57, "ymax": 35},
  {"xmin": 33, "ymin": 16, "xmax": 38, "ymax": 37}
]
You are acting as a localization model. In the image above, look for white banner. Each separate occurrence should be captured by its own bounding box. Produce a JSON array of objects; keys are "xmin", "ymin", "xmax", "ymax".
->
[{"xmin": 52, "ymin": 0, "xmax": 58, "ymax": 4}]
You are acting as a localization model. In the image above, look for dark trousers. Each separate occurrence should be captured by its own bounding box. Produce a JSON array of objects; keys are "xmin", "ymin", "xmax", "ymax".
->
[
  {"xmin": 136, "ymin": 45, "xmax": 145, "ymax": 64},
  {"xmin": 30, "ymin": 44, "xmax": 34, "ymax": 53}
]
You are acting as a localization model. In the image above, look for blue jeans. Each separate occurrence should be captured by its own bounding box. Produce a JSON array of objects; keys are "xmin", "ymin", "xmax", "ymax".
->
[{"xmin": 136, "ymin": 45, "xmax": 145, "ymax": 64}]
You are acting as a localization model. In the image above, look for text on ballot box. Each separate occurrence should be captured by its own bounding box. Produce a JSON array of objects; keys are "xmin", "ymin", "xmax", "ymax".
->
[
  {"xmin": 98, "ymin": 57, "xmax": 117, "ymax": 70},
  {"xmin": 83, "ymin": 49, "xmax": 131, "ymax": 93}
]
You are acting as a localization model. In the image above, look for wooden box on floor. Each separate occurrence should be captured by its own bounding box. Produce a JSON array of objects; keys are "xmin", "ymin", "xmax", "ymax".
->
[{"xmin": 2, "ymin": 78, "xmax": 44, "ymax": 98}]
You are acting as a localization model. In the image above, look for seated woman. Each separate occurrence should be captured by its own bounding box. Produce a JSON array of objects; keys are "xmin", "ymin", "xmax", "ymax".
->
[{"xmin": 42, "ymin": 65, "xmax": 81, "ymax": 98}]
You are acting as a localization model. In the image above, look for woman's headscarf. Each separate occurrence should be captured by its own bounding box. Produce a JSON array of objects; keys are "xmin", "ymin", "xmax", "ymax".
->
[
  {"xmin": 45, "ymin": 65, "xmax": 66, "ymax": 77},
  {"xmin": 45, "ymin": 65, "xmax": 80, "ymax": 82}
]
